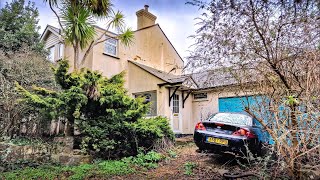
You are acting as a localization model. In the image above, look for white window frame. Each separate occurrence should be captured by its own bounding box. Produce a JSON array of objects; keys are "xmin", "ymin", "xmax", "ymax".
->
[
  {"xmin": 104, "ymin": 37, "xmax": 118, "ymax": 57},
  {"xmin": 58, "ymin": 43, "xmax": 64, "ymax": 59}
]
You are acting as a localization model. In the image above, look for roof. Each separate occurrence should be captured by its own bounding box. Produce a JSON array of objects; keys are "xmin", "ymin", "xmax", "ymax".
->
[
  {"xmin": 188, "ymin": 68, "xmax": 260, "ymax": 90},
  {"xmin": 128, "ymin": 60, "xmax": 187, "ymax": 84},
  {"xmin": 128, "ymin": 60, "xmax": 258, "ymax": 90},
  {"xmin": 40, "ymin": 25, "xmax": 62, "ymax": 42}
]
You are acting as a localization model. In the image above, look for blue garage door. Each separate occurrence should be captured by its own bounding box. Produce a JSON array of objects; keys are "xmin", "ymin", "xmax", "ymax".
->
[
  {"xmin": 219, "ymin": 96, "xmax": 257, "ymax": 113},
  {"xmin": 219, "ymin": 96, "xmax": 273, "ymax": 144}
]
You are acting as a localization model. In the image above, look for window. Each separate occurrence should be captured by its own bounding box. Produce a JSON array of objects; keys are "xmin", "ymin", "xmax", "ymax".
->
[
  {"xmin": 58, "ymin": 43, "xmax": 64, "ymax": 59},
  {"xmin": 48, "ymin": 46, "xmax": 55, "ymax": 62},
  {"xmin": 104, "ymin": 37, "xmax": 118, "ymax": 56},
  {"xmin": 193, "ymin": 92, "xmax": 207, "ymax": 100},
  {"xmin": 134, "ymin": 91, "xmax": 157, "ymax": 116},
  {"xmin": 172, "ymin": 94, "xmax": 179, "ymax": 114}
]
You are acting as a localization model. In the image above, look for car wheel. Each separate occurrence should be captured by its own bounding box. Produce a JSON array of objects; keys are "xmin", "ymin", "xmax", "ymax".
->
[{"xmin": 252, "ymin": 142, "xmax": 262, "ymax": 156}]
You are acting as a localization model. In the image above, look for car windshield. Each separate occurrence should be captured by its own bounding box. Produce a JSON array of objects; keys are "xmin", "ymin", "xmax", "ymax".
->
[{"xmin": 208, "ymin": 113, "xmax": 252, "ymax": 126}]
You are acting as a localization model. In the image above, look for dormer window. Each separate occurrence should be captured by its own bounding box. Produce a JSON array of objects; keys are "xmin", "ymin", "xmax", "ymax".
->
[{"xmin": 105, "ymin": 37, "xmax": 118, "ymax": 57}]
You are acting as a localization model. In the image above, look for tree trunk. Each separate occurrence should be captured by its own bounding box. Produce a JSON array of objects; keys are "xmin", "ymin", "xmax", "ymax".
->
[
  {"xmin": 73, "ymin": 44, "xmax": 79, "ymax": 70},
  {"xmin": 64, "ymin": 118, "xmax": 74, "ymax": 136}
]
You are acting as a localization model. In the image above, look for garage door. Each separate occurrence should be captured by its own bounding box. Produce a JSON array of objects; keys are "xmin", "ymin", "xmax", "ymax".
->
[
  {"xmin": 219, "ymin": 96, "xmax": 273, "ymax": 144},
  {"xmin": 218, "ymin": 96, "xmax": 257, "ymax": 112}
]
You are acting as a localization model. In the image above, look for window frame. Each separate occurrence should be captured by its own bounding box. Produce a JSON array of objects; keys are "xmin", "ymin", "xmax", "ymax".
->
[
  {"xmin": 48, "ymin": 46, "xmax": 55, "ymax": 62},
  {"xmin": 58, "ymin": 43, "xmax": 64, "ymax": 59},
  {"xmin": 104, "ymin": 36, "xmax": 118, "ymax": 57},
  {"xmin": 134, "ymin": 91, "xmax": 157, "ymax": 117}
]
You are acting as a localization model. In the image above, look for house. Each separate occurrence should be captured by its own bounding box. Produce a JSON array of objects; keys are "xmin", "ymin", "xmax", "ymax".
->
[{"xmin": 41, "ymin": 5, "xmax": 255, "ymax": 135}]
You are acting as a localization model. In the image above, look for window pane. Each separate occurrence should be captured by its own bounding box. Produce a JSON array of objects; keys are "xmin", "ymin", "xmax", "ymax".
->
[
  {"xmin": 105, "ymin": 44, "xmax": 116, "ymax": 56},
  {"xmin": 105, "ymin": 37, "xmax": 118, "ymax": 56},
  {"xmin": 173, "ymin": 94, "xmax": 179, "ymax": 113},
  {"xmin": 107, "ymin": 38, "xmax": 117, "ymax": 45},
  {"xmin": 134, "ymin": 92, "xmax": 157, "ymax": 116},
  {"xmin": 48, "ymin": 46, "xmax": 55, "ymax": 62}
]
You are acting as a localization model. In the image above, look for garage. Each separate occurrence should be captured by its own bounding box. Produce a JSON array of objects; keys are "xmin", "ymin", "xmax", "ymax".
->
[
  {"xmin": 218, "ymin": 96, "xmax": 272, "ymax": 144},
  {"xmin": 218, "ymin": 96, "xmax": 257, "ymax": 113}
]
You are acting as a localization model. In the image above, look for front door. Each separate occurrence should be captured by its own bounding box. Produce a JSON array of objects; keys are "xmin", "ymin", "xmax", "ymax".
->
[{"xmin": 171, "ymin": 93, "xmax": 182, "ymax": 133}]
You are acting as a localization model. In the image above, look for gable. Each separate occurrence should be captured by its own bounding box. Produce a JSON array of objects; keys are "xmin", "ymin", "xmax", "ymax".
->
[
  {"xmin": 43, "ymin": 32, "xmax": 61, "ymax": 49},
  {"xmin": 40, "ymin": 25, "xmax": 62, "ymax": 49},
  {"xmin": 128, "ymin": 61, "xmax": 165, "ymax": 94},
  {"xmin": 129, "ymin": 24, "xmax": 184, "ymax": 75}
]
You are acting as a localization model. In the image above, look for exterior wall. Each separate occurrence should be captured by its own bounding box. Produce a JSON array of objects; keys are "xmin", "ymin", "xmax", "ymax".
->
[
  {"xmin": 90, "ymin": 29, "xmax": 125, "ymax": 78},
  {"xmin": 43, "ymin": 32, "xmax": 62, "ymax": 62},
  {"xmin": 125, "ymin": 25, "xmax": 183, "ymax": 76},
  {"xmin": 127, "ymin": 62, "xmax": 166, "ymax": 117},
  {"xmin": 180, "ymin": 92, "xmax": 193, "ymax": 134},
  {"xmin": 44, "ymin": 33, "xmax": 60, "ymax": 49},
  {"xmin": 72, "ymin": 25, "xmax": 184, "ymax": 89}
]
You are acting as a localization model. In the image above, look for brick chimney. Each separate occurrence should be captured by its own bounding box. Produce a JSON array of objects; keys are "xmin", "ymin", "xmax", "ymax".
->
[{"xmin": 136, "ymin": 5, "xmax": 157, "ymax": 30}]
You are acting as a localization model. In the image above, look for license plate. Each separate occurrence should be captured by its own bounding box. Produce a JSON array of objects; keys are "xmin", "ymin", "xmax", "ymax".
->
[{"xmin": 206, "ymin": 137, "xmax": 228, "ymax": 145}]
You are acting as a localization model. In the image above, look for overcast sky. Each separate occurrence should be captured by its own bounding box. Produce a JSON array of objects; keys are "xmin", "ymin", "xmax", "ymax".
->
[{"xmin": 1, "ymin": 0, "xmax": 202, "ymax": 60}]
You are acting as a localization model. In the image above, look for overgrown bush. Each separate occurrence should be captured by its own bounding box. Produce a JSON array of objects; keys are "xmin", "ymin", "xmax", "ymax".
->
[
  {"xmin": 79, "ymin": 116, "xmax": 175, "ymax": 158},
  {"xmin": 17, "ymin": 60, "xmax": 174, "ymax": 158},
  {"xmin": 130, "ymin": 116, "xmax": 175, "ymax": 151},
  {"xmin": 0, "ymin": 52, "xmax": 58, "ymax": 138}
]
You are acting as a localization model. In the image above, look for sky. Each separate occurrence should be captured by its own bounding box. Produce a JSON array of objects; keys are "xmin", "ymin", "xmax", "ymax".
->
[{"xmin": 0, "ymin": 0, "xmax": 202, "ymax": 60}]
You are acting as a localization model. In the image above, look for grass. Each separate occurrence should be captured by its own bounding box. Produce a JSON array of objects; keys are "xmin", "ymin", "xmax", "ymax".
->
[
  {"xmin": 1, "ymin": 160, "xmax": 134, "ymax": 180},
  {"xmin": 1, "ymin": 151, "xmax": 165, "ymax": 180}
]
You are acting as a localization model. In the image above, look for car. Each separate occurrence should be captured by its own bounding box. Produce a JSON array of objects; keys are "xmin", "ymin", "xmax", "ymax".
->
[{"xmin": 194, "ymin": 112, "xmax": 267, "ymax": 155}]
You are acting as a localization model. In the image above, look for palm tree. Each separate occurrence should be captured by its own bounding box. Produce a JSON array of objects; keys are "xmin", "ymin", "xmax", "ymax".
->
[
  {"xmin": 44, "ymin": 0, "xmax": 133, "ymax": 135},
  {"xmin": 45, "ymin": 0, "xmax": 134, "ymax": 70}
]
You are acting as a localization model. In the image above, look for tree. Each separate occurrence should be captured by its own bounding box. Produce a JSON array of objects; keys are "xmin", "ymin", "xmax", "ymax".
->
[
  {"xmin": 0, "ymin": 52, "xmax": 58, "ymax": 138},
  {"xmin": 188, "ymin": 0, "xmax": 320, "ymax": 178},
  {"xmin": 45, "ymin": 0, "xmax": 134, "ymax": 70},
  {"xmin": 0, "ymin": 0, "xmax": 44, "ymax": 55}
]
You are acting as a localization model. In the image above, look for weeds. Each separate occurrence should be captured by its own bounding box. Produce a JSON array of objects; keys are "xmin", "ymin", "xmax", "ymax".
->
[
  {"xmin": 1, "ymin": 150, "xmax": 164, "ymax": 179},
  {"xmin": 184, "ymin": 162, "xmax": 197, "ymax": 176},
  {"xmin": 123, "ymin": 150, "xmax": 164, "ymax": 169}
]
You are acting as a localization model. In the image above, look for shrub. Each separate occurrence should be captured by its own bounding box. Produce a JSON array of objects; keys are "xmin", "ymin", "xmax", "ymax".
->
[
  {"xmin": 122, "ymin": 150, "xmax": 163, "ymax": 169},
  {"xmin": 130, "ymin": 116, "xmax": 175, "ymax": 151}
]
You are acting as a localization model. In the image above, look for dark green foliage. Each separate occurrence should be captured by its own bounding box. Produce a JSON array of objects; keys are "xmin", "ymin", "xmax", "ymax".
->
[
  {"xmin": 17, "ymin": 60, "xmax": 175, "ymax": 158},
  {"xmin": 123, "ymin": 150, "xmax": 164, "ymax": 169},
  {"xmin": 0, "ymin": 0, "xmax": 45, "ymax": 55},
  {"xmin": 129, "ymin": 116, "xmax": 175, "ymax": 150}
]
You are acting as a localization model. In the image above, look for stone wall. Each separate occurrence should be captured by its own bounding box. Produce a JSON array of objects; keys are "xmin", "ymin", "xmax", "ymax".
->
[
  {"xmin": 0, "ymin": 142, "xmax": 57, "ymax": 163},
  {"xmin": 0, "ymin": 137, "xmax": 92, "ymax": 166}
]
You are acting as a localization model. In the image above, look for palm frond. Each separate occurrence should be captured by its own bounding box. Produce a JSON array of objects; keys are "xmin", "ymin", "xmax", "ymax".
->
[
  {"xmin": 61, "ymin": 4, "xmax": 96, "ymax": 49},
  {"xmin": 83, "ymin": 0, "xmax": 113, "ymax": 17},
  {"xmin": 118, "ymin": 28, "xmax": 134, "ymax": 47},
  {"xmin": 110, "ymin": 10, "xmax": 125, "ymax": 32}
]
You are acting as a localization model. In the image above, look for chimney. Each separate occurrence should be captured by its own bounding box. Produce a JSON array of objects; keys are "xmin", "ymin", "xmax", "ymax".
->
[{"xmin": 136, "ymin": 5, "xmax": 157, "ymax": 30}]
